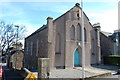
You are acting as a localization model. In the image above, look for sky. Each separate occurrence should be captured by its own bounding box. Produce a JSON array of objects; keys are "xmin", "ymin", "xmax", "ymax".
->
[{"xmin": 0, "ymin": 0, "xmax": 119, "ymax": 38}]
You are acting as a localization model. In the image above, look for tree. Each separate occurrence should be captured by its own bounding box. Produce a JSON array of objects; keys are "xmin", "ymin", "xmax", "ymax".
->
[{"xmin": 0, "ymin": 21, "xmax": 26, "ymax": 55}]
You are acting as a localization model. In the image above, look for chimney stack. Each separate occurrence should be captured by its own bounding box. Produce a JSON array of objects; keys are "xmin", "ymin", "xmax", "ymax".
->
[{"xmin": 47, "ymin": 17, "xmax": 53, "ymax": 42}]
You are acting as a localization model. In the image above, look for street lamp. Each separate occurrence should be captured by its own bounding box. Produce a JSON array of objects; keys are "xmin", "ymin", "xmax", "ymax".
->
[
  {"xmin": 77, "ymin": 42, "xmax": 81, "ymax": 46},
  {"xmin": 81, "ymin": 0, "xmax": 85, "ymax": 80},
  {"xmin": 7, "ymin": 31, "xmax": 9, "ymax": 54},
  {"xmin": 15, "ymin": 25, "xmax": 19, "ymax": 70},
  {"xmin": 116, "ymin": 33, "xmax": 119, "ymax": 55}
]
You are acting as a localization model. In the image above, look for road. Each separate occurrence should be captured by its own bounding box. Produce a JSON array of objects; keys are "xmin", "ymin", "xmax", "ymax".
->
[
  {"xmin": 103, "ymin": 73, "xmax": 120, "ymax": 79},
  {"xmin": 2, "ymin": 63, "xmax": 24, "ymax": 80},
  {"xmin": 3, "ymin": 69, "xmax": 24, "ymax": 80}
]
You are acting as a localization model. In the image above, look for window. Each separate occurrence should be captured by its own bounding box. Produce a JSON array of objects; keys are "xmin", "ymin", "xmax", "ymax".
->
[
  {"xmin": 84, "ymin": 28, "xmax": 87, "ymax": 42},
  {"xmin": 26, "ymin": 43, "xmax": 28, "ymax": 54},
  {"xmin": 30, "ymin": 42, "xmax": 33, "ymax": 55},
  {"xmin": 70, "ymin": 25, "xmax": 75, "ymax": 40},
  {"xmin": 55, "ymin": 33, "xmax": 61, "ymax": 54},
  {"xmin": 36, "ymin": 39, "xmax": 39, "ymax": 56},
  {"xmin": 77, "ymin": 24, "xmax": 82, "ymax": 41}
]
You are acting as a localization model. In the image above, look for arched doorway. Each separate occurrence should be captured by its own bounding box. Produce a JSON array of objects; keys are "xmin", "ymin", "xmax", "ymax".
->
[{"xmin": 74, "ymin": 49, "xmax": 80, "ymax": 66}]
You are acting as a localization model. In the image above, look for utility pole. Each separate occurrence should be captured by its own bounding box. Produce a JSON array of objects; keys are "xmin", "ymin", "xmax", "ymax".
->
[
  {"xmin": 81, "ymin": 0, "xmax": 85, "ymax": 80},
  {"xmin": 15, "ymin": 25, "xmax": 19, "ymax": 70}
]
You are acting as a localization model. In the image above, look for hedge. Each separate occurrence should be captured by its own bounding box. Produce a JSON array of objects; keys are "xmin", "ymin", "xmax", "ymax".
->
[{"xmin": 103, "ymin": 55, "xmax": 120, "ymax": 66}]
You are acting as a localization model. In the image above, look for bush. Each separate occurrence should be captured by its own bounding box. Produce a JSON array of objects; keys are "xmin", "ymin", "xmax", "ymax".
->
[{"xmin": 104, "ymin": 55, "xmax": 120, "ymax": 66}]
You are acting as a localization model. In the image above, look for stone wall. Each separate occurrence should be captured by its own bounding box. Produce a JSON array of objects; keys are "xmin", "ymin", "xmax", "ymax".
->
[
  {"xmin": 10, "ymin": 50, "xmax": 23, "ymax": 70},
  {"xmin": 55, "ymin": 5, "xmax": 93, "ymax": 68},
  {"xmin": 24, "ymin": 27, "xmax": 48, "ymax": 69},
  {"xmin": 100, "ymin": 32, "xmax": 114, "ymax": 63},
  {"xmin": 38, "ymin": 58, "xmax": 50, "ymax": 79},
  {"xmin": 53, "ymin": 12, "xmax": 66, "ymax": 68}
]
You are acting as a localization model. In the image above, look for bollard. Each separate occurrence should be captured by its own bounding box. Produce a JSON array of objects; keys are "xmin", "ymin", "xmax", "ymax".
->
[{"xmin": 38, "ymin": 58, "xmax": 50, "ymax": 80}]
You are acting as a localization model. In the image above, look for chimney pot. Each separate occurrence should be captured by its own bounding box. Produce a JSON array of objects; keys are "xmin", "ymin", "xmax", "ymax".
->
[
  {"xmin": 75, "ymin": 3, "xmax": 80, "ymax": 7},
  {"xmin": 47, "ymin": 17, "xmax": 53, "ymax": 20}
]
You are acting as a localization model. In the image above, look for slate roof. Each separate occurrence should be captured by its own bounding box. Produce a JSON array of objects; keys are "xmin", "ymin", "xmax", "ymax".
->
[
  {"xmin": 101, "ymin": 31, "xmax": 112, "ymax": 37},
  {"xmin": 26, "ymin": 25, "xmax": 47, "ymax": 39},
  {"xmin": 112, "ymin": 32, "xmax": 120, "ymax": 36}
]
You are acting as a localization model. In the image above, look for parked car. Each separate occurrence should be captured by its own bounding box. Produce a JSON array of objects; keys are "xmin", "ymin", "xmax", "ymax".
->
[{"xmin": 0, "ymin": 65, "xmax": 3, "ymax": 79}]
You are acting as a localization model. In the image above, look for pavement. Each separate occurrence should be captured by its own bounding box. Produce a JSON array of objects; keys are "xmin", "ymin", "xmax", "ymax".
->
[
  {"xmin": 33, "ymin": 65, "xmax": 119, "ymax": 79},
  {"xmin": 49, "ymin": 65, "xmax": 120, "ymax": 79},
  {"xmin": 49, "ymin": 66, "xmax": 112, "ymax": 78},
  {"xmin": 2, "ymin": 63, "xmax": 120, "ymax": 79}
]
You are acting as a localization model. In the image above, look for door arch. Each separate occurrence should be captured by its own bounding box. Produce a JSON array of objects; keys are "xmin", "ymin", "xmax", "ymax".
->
[{"xmin": 74, "ymin": 49, "xmax": 80, "ymax": 66}]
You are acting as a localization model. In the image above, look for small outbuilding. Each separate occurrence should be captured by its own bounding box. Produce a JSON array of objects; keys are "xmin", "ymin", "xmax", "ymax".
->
[{"xmin": 7, "ymin": 43, "xmax": 24, "ymax": 70}]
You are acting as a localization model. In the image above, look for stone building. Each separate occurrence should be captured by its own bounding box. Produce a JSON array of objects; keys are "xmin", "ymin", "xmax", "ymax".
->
[
  {"xmin": 100, "ymin": 31, "xmax": 114, "ymax": 63},
  {"xmin": 7, "ymin": 43, "xmax": 24, "ymax": 70},
  {"xmin": 24, "ymin": 3, "xmax": 101, "ymax": 70},
  {"xmin": 109, "ymin": 29, "xmax": 120, "ymax": 55}
]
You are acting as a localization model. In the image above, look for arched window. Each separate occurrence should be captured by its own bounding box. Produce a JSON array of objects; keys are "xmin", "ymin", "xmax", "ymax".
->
[
  {"xmin": 70, "ymin": 25, "xmax": 75, "ymax": 40},
  {"xmin": 77, "ymin": 24, "xmax": 82, "ymax": 41},
  {"xmin": 36, "ymin": 39, "xmax": 39, "ymax": 56},
  {"xmin": 55, "ymin": 33, "xmax": 61, "ymax": 54},
  {"xmin": 84, "ymin": 28, "xmax": 87, "ymax": 42},
  {"xmin": 30, "ymin": 41, "xmax": 33, "ymax": 55}
]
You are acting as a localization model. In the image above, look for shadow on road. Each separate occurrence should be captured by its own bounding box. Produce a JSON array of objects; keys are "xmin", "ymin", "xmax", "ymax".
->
[{"xmin": 92, "ymin": 65, "xmax": 120, "ymax": 71}]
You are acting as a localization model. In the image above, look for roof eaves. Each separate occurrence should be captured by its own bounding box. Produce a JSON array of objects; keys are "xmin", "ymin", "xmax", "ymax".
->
[
  {"xmin": 100, "ymin": 32, "xmax": 113, "ymax": 42},
  {"xmin": 26, "ymin": 25, "xmax": 47, "ymax": 39},
  {"xmin": 53, "ymin": 5, "xmax": 90, "ymax": 24},
  {"xmin": 53, "ymin": 7, "xmax": 75, "ymax": 22}
]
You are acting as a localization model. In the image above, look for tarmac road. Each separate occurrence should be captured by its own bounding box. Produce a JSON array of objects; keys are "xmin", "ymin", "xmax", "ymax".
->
[
  {"xmin": 2, "ymin": 63, "xmax": 24, "ymax": 80},
  {"xmin": 3, "ymin": 69, "xmax": 24, "ymax": 80}
]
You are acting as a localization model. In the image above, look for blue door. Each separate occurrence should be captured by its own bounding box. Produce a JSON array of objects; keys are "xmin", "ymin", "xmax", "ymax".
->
[{"xmin": 74, "ymin": 49, "xmax": 80, "ymax": 66}]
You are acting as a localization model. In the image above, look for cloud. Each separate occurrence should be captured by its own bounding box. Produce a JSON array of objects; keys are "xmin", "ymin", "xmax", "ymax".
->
[
  {"xmin": 0, "ymin": 3, "xmax": 4, "ymax": 18},
  {"xmin": 87, "ymin": 9, "xmax": 118, "ymax": 33},
  {"xmin": 1, "ymin": 1, "xmax": 118, "ymax": 47},
  {"xmin": 12, "ymin": 21, "xmax": 43, "ymax": 47},
  {"xmin": 13, "ymin": 21, "xmax": 41, "ymax": 36},
  {"xmin": 1, "ymin": 2, "xmax": 118, "ymax": 34},
  {"xmin": 1, "ymin": 2, "xmax": 35, "ymax": 24},
  {"xmin": 23, "ymin": 2, "xmax": 74, "ymax": 14},
  {"xmin": 118, "ymin": 1, "xmax": 120, "ymax": 29},
  {"xmin": 0, "ymin": 2, "xmax": 44, "ymax": 34},
  {"xmin": 0, "ymin": 0, "xmax": 119, "ymax": 2},
  {"xmin": 1, "ymin": 3, "xmax": 24, "ymax": 17}
]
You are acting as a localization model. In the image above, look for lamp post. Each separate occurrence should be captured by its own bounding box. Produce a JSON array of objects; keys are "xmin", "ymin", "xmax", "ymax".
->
[
  {"xmin": 116, "ymin": 33, "xmax": 119, "ymax": 55},
  {"xmin": 81, "ymin": 0, "xmax": 85, "ymax": 80},
  {"xmin": 7, "ymin": 31, "xmax": 9, "ymax": 54},
  {"xmin": 15, "ymin": 25, "xmax": 19, "ymax": 70}
]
